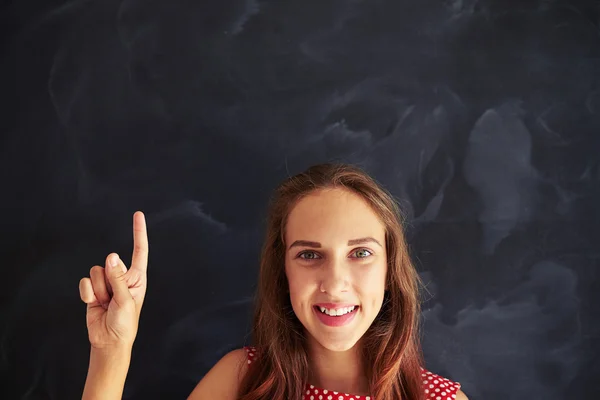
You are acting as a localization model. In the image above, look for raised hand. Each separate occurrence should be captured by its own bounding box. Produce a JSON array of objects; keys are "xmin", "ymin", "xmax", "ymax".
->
[{"xmin": 79, "ymin": 211, "xmax": 149, "ymax": 350}]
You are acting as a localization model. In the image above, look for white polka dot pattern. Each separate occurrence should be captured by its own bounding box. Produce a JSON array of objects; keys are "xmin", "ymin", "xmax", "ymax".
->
[{"xmin": 243, "ymin": 346, "xmax": 461, "ymax": 400}]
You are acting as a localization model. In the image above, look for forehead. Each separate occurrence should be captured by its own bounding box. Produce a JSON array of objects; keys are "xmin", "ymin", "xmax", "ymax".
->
[{"xmin": 285, "ymin": 188, "xmax": 385, "ymax": 243}]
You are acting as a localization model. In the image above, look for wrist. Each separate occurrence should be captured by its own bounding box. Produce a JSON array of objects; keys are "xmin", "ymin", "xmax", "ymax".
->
[
  {"xmin": 90, "ymin": 343, "xmax": 133, "ymax": 358},
  {"xmin": 89, "ymin": 345, "xmax": 132, "ymax": 374},
  {"xmin": 83, "ymin": 346, "xmax": 132, "ymax": 400}
]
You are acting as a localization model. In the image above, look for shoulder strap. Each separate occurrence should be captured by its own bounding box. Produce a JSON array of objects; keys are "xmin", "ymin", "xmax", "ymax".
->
[{"xmin": 243, "ymin": 346, "xmax": 258, "ymax": 365}]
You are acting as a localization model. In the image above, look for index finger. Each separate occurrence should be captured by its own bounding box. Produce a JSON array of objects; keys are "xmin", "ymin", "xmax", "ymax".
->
[{"xmin": 130, "ymin": 211, "xmax": 149, "ymax": 272}]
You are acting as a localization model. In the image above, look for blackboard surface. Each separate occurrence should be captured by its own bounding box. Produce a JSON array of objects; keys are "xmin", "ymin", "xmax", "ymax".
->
[{"xmin": 1, "ymin": 1, "xmax": 599, "ymax": 399}]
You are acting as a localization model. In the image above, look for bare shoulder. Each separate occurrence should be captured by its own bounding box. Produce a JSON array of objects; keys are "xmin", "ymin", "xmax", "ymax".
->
[
  {"xmin": 456, "ymin": 389, "xmax": 469, "ymax": 400},
  {"xmin": 187, "ymin": 348, "xmax": 249, "ymax": 400}
]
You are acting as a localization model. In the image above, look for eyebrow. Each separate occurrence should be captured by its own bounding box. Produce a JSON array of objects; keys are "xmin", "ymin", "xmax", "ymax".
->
[{"xmin": 288, "ymin": 237, "xmax": 383, "ymax": 250}]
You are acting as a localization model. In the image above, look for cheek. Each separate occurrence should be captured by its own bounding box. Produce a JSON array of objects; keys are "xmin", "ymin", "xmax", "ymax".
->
[
  {"xmin": 285, "ymin": 265, "xmax": 311, "ymax": 304},
  {"xmin": 354, "ymin": 263, "xmax": 387, "ymax": 297}
]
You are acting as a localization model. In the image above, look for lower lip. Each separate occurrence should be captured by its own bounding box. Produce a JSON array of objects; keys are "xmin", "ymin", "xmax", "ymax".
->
[{"xmin": 314, "ymin": 306, "xmax": 359, "ymax": 327}]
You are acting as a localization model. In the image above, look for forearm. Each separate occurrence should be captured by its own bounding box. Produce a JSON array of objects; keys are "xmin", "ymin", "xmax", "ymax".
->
[{"xmin": 82, "ymin": 346, "xmax": 132, "ymax": 400}]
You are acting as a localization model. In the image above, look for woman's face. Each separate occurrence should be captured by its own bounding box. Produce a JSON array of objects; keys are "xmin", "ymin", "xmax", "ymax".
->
[{"xmin": 284, "ymin": 188, "xmax": 387, "ymax": 352}]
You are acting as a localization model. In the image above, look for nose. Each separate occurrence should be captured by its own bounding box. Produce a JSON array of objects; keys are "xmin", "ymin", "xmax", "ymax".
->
[{"xmin": 319, "ymin": 258, "xmax": 349, "ymax": 294}]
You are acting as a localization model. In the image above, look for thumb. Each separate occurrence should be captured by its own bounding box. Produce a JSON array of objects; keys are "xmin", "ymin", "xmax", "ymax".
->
[{"xmin": 106, "ymin": 254, "xmax": 133, "ymax": 307}]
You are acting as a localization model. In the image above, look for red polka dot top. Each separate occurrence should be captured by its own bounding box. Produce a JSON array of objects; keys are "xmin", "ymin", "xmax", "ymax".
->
[{"xmin": 244, "ymin": 346, "xmax": 461, "ymax": 400}]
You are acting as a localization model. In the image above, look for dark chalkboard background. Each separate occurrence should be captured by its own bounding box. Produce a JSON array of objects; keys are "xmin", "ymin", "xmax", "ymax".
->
[{"xmin": 1, "ymin": 0, "xmax": 599, "ymax": 399}]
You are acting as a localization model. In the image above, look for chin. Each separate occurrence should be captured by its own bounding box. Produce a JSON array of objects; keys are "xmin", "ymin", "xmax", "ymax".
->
[{"xmin": 324, "ymin": 341, "xmax": 358, "ymax": 352}]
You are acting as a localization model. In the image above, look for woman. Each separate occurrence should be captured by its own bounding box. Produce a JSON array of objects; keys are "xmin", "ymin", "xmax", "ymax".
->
[{"xmin": 80, "ymin": 163, "xmax": 468, "ymax": 400}]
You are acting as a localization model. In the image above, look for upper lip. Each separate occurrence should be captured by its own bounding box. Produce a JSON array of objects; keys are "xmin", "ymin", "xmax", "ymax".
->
[{"xmin": 314, "ymin": 303, "xmax": 358, "ymax": 309}]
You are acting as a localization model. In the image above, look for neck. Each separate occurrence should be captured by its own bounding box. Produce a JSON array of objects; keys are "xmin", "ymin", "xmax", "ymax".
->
[{"xmin": 307, "ymin": 338, "xmax": 369, "ymax": 396}]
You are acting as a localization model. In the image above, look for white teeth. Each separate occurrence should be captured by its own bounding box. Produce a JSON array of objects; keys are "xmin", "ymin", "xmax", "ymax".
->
[{"xmin": 318, "ymin": 306, "xmax": 356, "ymax": 316}]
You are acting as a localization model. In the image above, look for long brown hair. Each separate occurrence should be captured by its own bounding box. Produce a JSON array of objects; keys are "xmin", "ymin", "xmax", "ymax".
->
[{"xmin": 238, "ymin": 163, "xmax": 425, "ymax": 400}]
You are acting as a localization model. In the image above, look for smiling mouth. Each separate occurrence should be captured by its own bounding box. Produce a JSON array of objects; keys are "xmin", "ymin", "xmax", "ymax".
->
[{"xmin": 314, "ymin": 305, "xmax": 359, "ymax": 317}]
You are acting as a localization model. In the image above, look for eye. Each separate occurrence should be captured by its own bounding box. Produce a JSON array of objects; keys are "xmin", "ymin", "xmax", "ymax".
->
[
  {"xmin": 352, "ymin": 248, "xmax": 373, "ymax": 258},
  {"xmin": 298, "ymin": 251, "xmax": 321, "ymax": 260}
]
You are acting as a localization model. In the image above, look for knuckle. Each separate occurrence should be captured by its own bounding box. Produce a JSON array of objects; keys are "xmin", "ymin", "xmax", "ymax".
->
[
  {"xmin": 114, "ymin": 273, "xmax": 127, "ymax": 282},
  {"xmin": 133, "ymin": 243, "xmax": 147, "ymax": 253}
]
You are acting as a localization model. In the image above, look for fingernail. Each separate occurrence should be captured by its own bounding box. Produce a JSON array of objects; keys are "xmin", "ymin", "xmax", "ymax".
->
[{"xmin": 110, "ymin": 254, "xmax": 119, "ymax": 267}]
